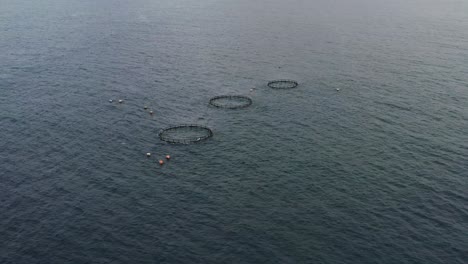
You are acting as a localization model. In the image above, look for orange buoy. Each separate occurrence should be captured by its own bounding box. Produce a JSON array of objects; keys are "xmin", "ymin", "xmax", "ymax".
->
[
  {"xmin": 159, "ymin": 159, "xmax": 164, "ymax": 165},
  {"xmin": 165, "ymin": 155, "xmax": 171, "ymax": 160}
]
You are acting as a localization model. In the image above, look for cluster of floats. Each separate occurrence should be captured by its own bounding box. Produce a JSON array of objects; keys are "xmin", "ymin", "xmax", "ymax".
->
[{"xmin": 108, "ymin": 79, "xmax": 320, "ymax": 166}]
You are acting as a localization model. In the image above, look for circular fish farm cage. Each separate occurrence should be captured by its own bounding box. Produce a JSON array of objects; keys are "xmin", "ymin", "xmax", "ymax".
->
[
  {"xmin": 159, "ymin": 124, "xmax": 213, "ymax": 144},
  {"xmin": 267, "ymin": 79, "xmax": 299, "ymax": 89},
  {"xmin": 209, "ymin": 95, "xmax": 253, "ymax": 109}
]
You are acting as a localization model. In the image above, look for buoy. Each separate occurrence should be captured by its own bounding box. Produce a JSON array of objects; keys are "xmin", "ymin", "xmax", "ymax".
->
[
  {"xmin": 336, "ymin": 88, "xmax": 340, "ymax": 91},
  {"xmin": 144, "ymin": 106, "xmax": 148, "ymax": 110},
  {"xmin": 159, "ymin": 159, "xmax": 164, "ymax": 165},
  {"xmin": 149, "ymin": 111, "xmax": 153, "ymax": 115},
  {"xmin": 109, "ymin": 99, "xmax": 113, "ymax": 103},
  {"xmin": 146, "ymin": 153, "xmax": 151, "ymax": 157},
  {"xmin": 118, "ymin": 99, "xmax": 123, "ymax": 103},
  {"xmin": 165, "ymin": 155, "xmax": 171, "ymax": 160}
]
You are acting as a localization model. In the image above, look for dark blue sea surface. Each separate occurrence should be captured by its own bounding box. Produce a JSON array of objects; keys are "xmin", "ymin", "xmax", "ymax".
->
[{"xmin": 1, "ymin": 0, "xmax": 468, "ymax": 263}]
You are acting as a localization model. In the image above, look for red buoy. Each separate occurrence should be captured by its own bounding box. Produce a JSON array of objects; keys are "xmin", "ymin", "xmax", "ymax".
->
[
  {"xmin": 159, "ymin": 159, "xmax": 164, "ymax": 165},
  {"xmin": 165, "ymin": 155, "xmax": 171, "ymax": 160}
]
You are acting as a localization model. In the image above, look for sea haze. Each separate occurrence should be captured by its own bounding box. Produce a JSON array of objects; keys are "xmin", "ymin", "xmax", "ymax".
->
[{"xmin": 1, "ymin": 0, "xmax": 467, "ymax": 263}]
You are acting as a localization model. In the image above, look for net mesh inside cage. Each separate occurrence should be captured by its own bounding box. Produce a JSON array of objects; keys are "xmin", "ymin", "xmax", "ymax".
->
[
  {"xmin": 159, "ymin": 125, "xmax": 213, "ymax": 144},
  {"xmin": 209, "ymin": 95, "xmax": 253, "ymax": 109},
  {"xmin": 267, "ymin": 80, "xmax": 299, "ymax": 89}
]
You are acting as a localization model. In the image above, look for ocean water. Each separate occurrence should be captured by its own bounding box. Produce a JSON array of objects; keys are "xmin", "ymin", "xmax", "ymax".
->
[{"xmin": 1, "ymin": 0, "xmax": 467, "ymax": 263}]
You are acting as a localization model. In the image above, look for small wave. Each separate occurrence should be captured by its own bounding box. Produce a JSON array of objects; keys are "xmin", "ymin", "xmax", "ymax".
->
[{"xmin": 375, "ymin": 101, "xmax": 412, "ymax": 112}]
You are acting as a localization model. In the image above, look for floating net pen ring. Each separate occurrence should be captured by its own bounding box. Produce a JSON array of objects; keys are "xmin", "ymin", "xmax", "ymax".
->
[
  {"xmin": 267, "ymin": 79, "xmax": 299, "ymax": 89},
  {"xmin": 209, "ymin": 95, "xmax": 253, "ymax": 109},
  {"xmin": 159, "ymin": 124, "xmax": 213, "ymax": 144}
]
